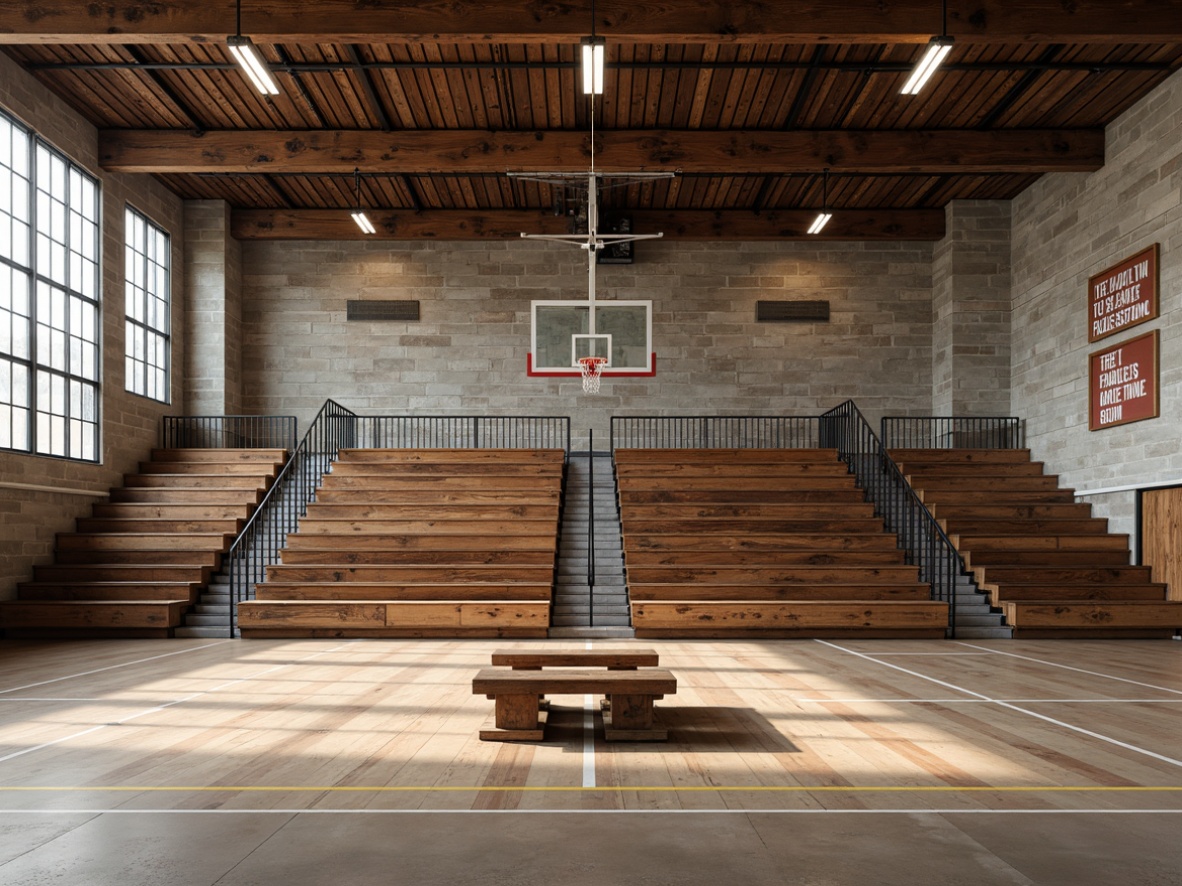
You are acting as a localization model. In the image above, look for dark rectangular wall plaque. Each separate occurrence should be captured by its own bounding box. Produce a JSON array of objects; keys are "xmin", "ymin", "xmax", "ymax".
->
[
  {"xmin": 756, "ymin": 300, "xmax": 831, "ymax": 322},
  {"xmin": 346, "ymin": 300, "xmax": 420, "ymax": 321}
]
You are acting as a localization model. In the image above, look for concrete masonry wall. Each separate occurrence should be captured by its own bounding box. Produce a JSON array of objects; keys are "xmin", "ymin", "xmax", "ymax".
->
[
  {"xmin": 240, "ymin": 238, "xmax": 936, "ymax": 450},
  {"xmin": 0, "ymin": 54, "xmax": 185, "ymax": 598},
  {"xmin": 1010, "ymin": 68, "xmax": 1182, "ymax": 543}
]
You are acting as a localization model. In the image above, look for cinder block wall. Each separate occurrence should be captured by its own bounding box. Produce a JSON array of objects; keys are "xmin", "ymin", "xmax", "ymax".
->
[
  {"xmin": 0, "ymin": 55, "xmax": 185, "ymax": 599},
  {"xmin": 1011, "ymin": 68, "xmax": 1182, "ymax": 541},
  {"xmin": 240, "ymin": 239, "xmax": 936, "ymax": 449}
]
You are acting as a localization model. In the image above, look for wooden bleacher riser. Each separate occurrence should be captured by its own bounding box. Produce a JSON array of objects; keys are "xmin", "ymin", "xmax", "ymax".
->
[
  {"xmin": 891, "ymin": 447, "xmax": 1182, "ymax": 638},
  {"xmin": 0, "ymin": 448, "xmax": 286, "ymax": 638},
  {"xmin": 614, "ymin": 448, "xmax": 946, "ymax": 639},
  {"xmin": 237, "ymin": 448, "xmax": 563, "ymax": 639}
]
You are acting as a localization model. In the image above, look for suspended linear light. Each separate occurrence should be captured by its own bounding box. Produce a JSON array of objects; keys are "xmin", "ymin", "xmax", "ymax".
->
[
  {"xmin": 581, "ymin": 37, "xmax": 605, "ymax": 95},
  {"xmin": 227, "ymin": 0, "xmax": 279, "ymax": 96},
  {"xmin": 900, "ymin": 35, "xmax": 954, "ymax": 95},
  {"xmin": 807, "ymin": 168, "xmax": 832, "ymax": 235},
  {"xmin": 351, "ymin": 168, "xmax": 376, "ymax": 234},
  {"xmin": 901, "ymin": 0, "xmax": 953, "ymax": 95}
]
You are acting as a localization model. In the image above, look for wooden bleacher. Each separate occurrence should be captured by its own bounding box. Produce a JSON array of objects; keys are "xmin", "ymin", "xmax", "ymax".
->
[
  {"xmin": 0, "ymin": 448, "xmax": 286, "ymax": 638},
  {"xmin": 615, "ymin": 448, "xmax": 948, "ymax": 638},
  {"xmin": 236, "ymin": 448, "xmax": 564, "ymax": 638},
  {"xmin": 892, "ymin": 448, "xmax": 1182, "ymax": 638}
]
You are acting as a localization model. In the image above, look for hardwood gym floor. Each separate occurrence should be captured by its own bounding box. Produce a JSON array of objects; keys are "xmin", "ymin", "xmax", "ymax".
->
[{"xmin": 1, "ymin": 637, "xmax": 1180, "ymax": 885}]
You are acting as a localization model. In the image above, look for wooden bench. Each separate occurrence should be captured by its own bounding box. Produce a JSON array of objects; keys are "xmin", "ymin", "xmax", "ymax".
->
[
  {"xmin": 490, "ymin": 648, "xmax": 660, "ymax": 669},
  {"xmin": 472, "ymin": 667, "xmax": 677, "ymax": 741}
]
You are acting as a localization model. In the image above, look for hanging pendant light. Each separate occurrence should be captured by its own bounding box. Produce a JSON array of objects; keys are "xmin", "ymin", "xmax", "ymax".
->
[
  {"xmin": 351, "ymin": 169, "xmax": 376, "ymax": 235},
  {"xmin": 901, "ymin": 0, "xmax": 953, "ymax": 95},
  {"xmin": 227, "ymin": 0, "xmax": 280, "ymax": 96},
  {"xmin": 807, "ymin": 169, "xmax": 832, "ymax": 235}
]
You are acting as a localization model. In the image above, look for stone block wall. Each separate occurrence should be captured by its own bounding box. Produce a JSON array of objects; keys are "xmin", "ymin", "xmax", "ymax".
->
[
  {"xmin": 932, "ymin": 200, "xmax": 1013, "ymax": 415},
  {"xmin": 241, "ymin": 238, "xmax": 935, "ymax": 449},
  {"xmin": 184, "ymin": 201, "xmax": 243, "ymax": 414},
  {"xmin": 0, "ymin": 55, "xmax": 185, "ymax": 598},
  {"xmin": 1011, "ymin": 68, "xmax": 1182, "ymax": 541}
]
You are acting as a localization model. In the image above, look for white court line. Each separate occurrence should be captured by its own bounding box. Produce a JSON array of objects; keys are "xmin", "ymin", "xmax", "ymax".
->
[
  {"xmin": 858, "ymin": 652, "xmax": 994, "ymax": 657},
  {"xmin": 0, "ymin": 641, "xmax": 231, "ymax": 696},
  {"xmin": 781, "ymin": 698, "xmax": 1182, "ymax": 705},
  {"xmin": 956, "ymin": 642, "xmax": 1182, "ymax": 696},
  {"xmin": 816, "ymin": 640, "xmax": 1182, "ymax": 770},
  {"xmin": 0, "ymin": 641, "xmax": 357, "ymax": 766},
  {"xmin": 0, "ymin": 808, "xmax": 1179, "ymax": 815},
  {"xmin": 583, "ymin": 639, "xmax": 596, "ymax": 788}
]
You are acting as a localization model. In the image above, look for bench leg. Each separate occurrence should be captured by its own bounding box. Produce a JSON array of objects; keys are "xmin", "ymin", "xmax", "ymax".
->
[
  {"xmin": 479, "ymin": 693, "xmax": 548, "ymax": 742},
  {"xmin": 603, "ymin": 693, "xmax": 667, "ymax": 741}
]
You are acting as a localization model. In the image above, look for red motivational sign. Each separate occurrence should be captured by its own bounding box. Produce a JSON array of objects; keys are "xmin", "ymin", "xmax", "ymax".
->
[
  {"xmin": 1088, "ymin": 243, "xmax": 1159, "ymax": 342},
  {"xmin": 1089, "ymin": 330, "xmax": 1159, "ymax": 431}
]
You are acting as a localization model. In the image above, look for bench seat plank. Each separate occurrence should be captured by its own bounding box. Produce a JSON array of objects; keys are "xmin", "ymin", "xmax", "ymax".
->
[{"xmin": 490, "ymin": 649, "xmax": 660, "ymax": 669}]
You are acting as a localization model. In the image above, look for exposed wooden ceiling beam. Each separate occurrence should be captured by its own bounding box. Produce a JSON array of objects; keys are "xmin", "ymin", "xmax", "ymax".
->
[
  {"xmin": 230, "ymin": 209, "xmax": 946, "ymax": 241},
  {"xmin": 2, "ymin": 1, "xmax": 1181, "ymax": 45},
  {"xmin": 100, "ymin": 129, "xmax": 1104, "ymax": 175}
]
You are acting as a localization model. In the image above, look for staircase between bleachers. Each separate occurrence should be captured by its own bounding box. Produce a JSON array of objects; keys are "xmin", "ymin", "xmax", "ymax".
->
[{"xmin": 550, "ymin": 451, "xmax": 633, "ymax": 637}]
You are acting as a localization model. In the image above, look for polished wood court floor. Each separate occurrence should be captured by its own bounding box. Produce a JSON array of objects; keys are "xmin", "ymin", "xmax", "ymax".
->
[{"xmin": 1, "ymin": 637, "xmax": 1180, "ymax": 884}]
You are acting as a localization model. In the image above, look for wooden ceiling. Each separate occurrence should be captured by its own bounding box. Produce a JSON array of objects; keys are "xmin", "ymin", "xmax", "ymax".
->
[{"xmin": 3, "ymin": 1, "xmax": 1182, "ymax": 240}]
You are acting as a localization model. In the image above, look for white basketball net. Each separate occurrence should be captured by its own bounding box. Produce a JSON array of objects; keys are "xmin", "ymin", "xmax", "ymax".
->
[{"xmin": 578, "ymin": 356, "xmax": 607, "ymax": 394}]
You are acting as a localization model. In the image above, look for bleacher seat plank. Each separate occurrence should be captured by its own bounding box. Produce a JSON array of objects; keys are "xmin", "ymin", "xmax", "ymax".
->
[
  {"xmin": 625, "ymin": 564, "xmax": 922, "ymax": 584},
  {"xmin": 16, "ymin": 582, "xmax": 201, "ymax": 602},
  {"xmin": 54, "ymin": 532, "xmax": 236, "ymax": 551},
  {"xmin": 92, "ymin": 503, "xmax": 260, "ymax": 520},
  {"xmin": 1000, "ymin": 601, "xmax": 1182, "ymax": 630},
  {"xmin": 631, "ymin": 601, "xmax": 947, "ymax": 637},
  {"xmin": 108, "ymin": 488, "xmax": 265, "ymax": 504},
  {"xmin": 264, "ymin": 564, "xmax": 554, "ymax": 583},
  {"xmin": 53, "ymin": 549, "xmax": 224, "ymax": 566},
  {"xmin": 149, "ymin": 448, "xmax": 288, "ymax": 463},
  {"xmin": 35, "ymin": 564, "xmax": 213, "ymax": 582},
  {"xmin": 984, "ymin": 583, "xmax": 1168, "ymax": 603},
  {"xmin": 303, "ymin": 494, "xmax": 561, "ymax": 511},
  {"xmin": 293, "ymin": 519, "xmax": 558, "ymax": 536},
  {"xmin": 283, "ymin": 533, "xmax": 557, "ymax": 552},
  {"xmin": 328, "ymin": 462, "xmax": 560, "ymax": 477},
  {"xmin": 623, "ymin": 533, "xmax": 899, "ymax": 553},
  {"xmin": 621, "ymin": 518, "xmax": 884, "ymax": 534},
  {"xmin": 238, "ymin": 601, "xmax": 549, "ymax": 636},
  {"xmin": 136, "ymin": 461, "xmax": 284, "ymax": 475},
  {"xmin": 962, "ymin": 549, "xmax": 1131, "ymax": 568},
  {"xmin": 316, "ymin": 477, "xmax": 563, "ymax": 492},
  {"xmin": 255, "ymin": 583, "xmax": 553, "ymax": 601},
  {"xmin": 615, "ymin": 463, "xmax": 851, "ymax": 478},
  {"xmin": 615, "ymin": 448, "xmax": 839, "ymax": 463},
  {"xmin": 0, "ymin": 600, "xmax": 190, "ymax": 629},
  {"xmin": 890, "ymin": 448, "xmax": 1034, "ymax": 464},
  {"xmin": 300, "ymin": 504, "xmax": 560, "ymax": 521},
  {"xmin": 278, "ymin": 549, "xmax": 557, "ymax": 566},
  {"xmin": 617, "ymin": 476, "xmax": 858, "ymax": 491},
  {"xmin": 76, "ymin": 518, "xmax": 244, "ymax": 534},
  {"xmin": 628, "ymin": 584, "xmax": 931, "ymax": 601},
  {"xmin": 919, "ymin": 489, "xmax": 1075, "ymax": 505},
  {"xmin": 619, "ymin": 503, "xmax": 875, "ymax": 519},
  {"xmin": 624, "ymin": 549, "xmax": 905, "ymax": 566},
  {"xmin": 619, "ymin": 488, "xmax": 867, "ymax": 504},
  {"xmin": 337, "ymin": 448, "xmax": 564, "ymax": 462},
  {"xmin": 973, "ymin": 565, "xmax": 1155, "ymax": 585},
  {"xmin": 122, "ymin": 474, "xmax": 269, "ymax": 489}
]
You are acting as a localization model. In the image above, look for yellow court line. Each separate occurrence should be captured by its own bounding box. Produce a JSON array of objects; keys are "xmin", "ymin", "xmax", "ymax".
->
[{"xmin": 2, "ymin": 785, "xmax": 1182, "ymax": 793}]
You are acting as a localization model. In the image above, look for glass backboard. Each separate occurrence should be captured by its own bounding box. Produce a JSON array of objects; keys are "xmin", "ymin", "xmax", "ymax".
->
[{"xmin": 528, "ymin": 300, "xmax": 655, "ymax": 376}]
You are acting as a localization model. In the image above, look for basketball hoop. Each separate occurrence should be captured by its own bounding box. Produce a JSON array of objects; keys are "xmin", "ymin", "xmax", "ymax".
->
[{"xmin": 578, "ymin": 356, "xmax": 608, "ymax": 394}]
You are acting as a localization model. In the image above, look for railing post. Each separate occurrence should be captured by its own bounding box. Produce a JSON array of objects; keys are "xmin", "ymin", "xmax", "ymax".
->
[{"xmin": 587, "ymin": 428, "xmax": 595, "ymax": 627}]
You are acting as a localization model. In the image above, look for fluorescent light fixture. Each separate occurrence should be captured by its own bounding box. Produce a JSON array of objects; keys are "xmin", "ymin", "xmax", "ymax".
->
[
  {"xmin": 581, "ymin": 37, "xmax": 605, "ymax": 95},
  {"xmin": 807, "ymin": 212, "xmax": 833, "ymax": 235},
  {"xmin": 900, "ymin": 36, "xmax": 953, "ymax": 95},
  {"xmin": 351, "ymin": 211, "xmax": 377, "ymax": 235},
  {"xmin": 227, "ymin": 34, "xmax": 280, "ymax": 96}
]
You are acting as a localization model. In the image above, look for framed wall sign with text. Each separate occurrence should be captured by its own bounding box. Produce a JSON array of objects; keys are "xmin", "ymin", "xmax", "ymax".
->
[
  {"xmin": 1089, "ymin": 329, "xmax": 1159, "ymax": 431},
  {"xmin": 1088, "ymin": 243, "xmax": 1159, "ymax": 342}
]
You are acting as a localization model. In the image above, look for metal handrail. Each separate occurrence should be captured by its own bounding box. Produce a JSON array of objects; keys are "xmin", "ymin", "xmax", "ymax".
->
[
  {"xmin": 610, "ymin": 415, "xmax": 820, "ymax": 450},
  {"xmin": 160, "ymin": 414, "xmax": 298, "ymax": 450},
  {"xmin": 880, "ymin": 416, "xmax": 1025, "ymax": 450},
  {"xmin": 225, "ymin": 399, "xmax": 358, "ymax": 637},
  {"xmin": 350, "ymin": 415, "xmax": 570, "ymax": 454},
  {"xmin": 821, "ymin": 401, "xmax": 963, "ymax": 637}
]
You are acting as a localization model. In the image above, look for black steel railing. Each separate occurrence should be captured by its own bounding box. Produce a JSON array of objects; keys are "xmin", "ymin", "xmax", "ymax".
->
[
  {"xmin": 225, "ymin": 399, "xmax": 359, "ymax": 636},
  {"xmin": 348, "ymin": 415, "xmax": 570, "ymax": 453},
  {"xmin": 821, "ymin": 401, "xmax": 963, "ymax": 637},
  {"xmin": 161, "ymin": 414, "xmax": 298, "ymax": 450},
  {"xmin": 880, "ymin": 416, "xmax": 1025, "ymax": 450},
  {"xmin": 610, "ymin": 415, "xmax": 820, "ymax": 450}
]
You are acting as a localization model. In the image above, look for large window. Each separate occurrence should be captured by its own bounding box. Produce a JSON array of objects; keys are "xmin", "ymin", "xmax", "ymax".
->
[
  {"xmin": 124, "ymin": 207, "xmax": 170, "ymax": 402},
  {"xmin": 0, "ymin": 109, "xmax": 100, "ymax": 461}
]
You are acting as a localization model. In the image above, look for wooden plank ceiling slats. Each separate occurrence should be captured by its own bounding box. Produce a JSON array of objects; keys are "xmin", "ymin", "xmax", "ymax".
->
[{"xmin": 4, "ymin": 13, "xmax": 1181, "ymax": 238}]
